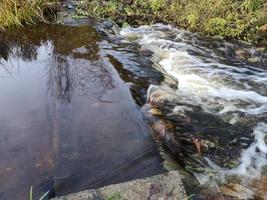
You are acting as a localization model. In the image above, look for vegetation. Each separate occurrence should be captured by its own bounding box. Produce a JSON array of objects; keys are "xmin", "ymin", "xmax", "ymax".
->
[
  {"xmin": 29, "ymin": 186, "xmax": 49, "ymax": 200},
  {"xmin": 0, "ymin": 0, "xmax": 265, "ymax": 42},
  {"xmin": 0, "ymin": 0, "xmax": 57, "ymax": 30},
  {"xmin": 76, "ymin": 0, "xmax": 267, "ymax": 43},
  {"xmin": 105, "ymin": 192, "xmax": 122, "ymax": 200}
]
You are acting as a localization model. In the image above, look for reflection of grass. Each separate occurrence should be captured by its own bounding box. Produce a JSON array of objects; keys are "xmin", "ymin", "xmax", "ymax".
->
[
  {"xmin": 29, "ymin": 186, "xmax": 49, "ymax": 200},
  {"xmin": 0, "ymin": 0, "xmax": 57, "ymax": 30}
]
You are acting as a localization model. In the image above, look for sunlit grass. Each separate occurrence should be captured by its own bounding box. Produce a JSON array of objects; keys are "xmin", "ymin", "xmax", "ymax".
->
[
  {"xmin": 77, "ymin": 0, "xmax": 267, "ymax": 43},
  {"xmin": 0, "ymin": 0, "xmax": 58, "ymax": 30}
]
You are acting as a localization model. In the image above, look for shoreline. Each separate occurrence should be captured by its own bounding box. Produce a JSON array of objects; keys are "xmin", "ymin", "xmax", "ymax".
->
[{"xmin": 52, "ymin": 171, "xmax": 187, "ymax": 200}]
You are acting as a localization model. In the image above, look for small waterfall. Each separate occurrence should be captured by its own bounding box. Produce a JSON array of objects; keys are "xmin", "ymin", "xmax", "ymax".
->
[{"xmin": 120, "ymin": 24, "xmax": 267, "ymax": 198}]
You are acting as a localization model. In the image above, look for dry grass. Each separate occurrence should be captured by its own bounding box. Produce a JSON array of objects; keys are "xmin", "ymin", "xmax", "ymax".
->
[{"xmin": 0, "ymin": 0, "xmax": 58, "ymax": 30}]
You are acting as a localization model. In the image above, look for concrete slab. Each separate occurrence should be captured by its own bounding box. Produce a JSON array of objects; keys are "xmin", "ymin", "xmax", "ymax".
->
[{"xmin": 53, "ymin": 171, "xmax": 187, "ymax": 200}]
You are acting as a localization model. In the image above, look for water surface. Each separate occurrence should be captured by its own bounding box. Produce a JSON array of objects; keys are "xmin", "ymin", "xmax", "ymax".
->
[
  {"xmin": 0, "ymin": 24, "xmax": 165, "ymax": 199},
  {"xmin": 120, "ymin": 24, "xmax": 267, "ymax": 199}
]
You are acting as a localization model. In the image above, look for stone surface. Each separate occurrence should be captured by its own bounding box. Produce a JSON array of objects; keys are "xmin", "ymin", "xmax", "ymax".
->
[{"xmin": 52, "ymin": 171, "xmax": 186, "ymax": 200}]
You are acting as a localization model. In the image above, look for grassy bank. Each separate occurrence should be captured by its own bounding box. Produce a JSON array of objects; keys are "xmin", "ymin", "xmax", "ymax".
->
[
  {"xmin": 76, "ymin": 0, "xmax": 267, "ymax": 43},
  {"xmin": 0, "ymin": 0, "xmax": 57, "ymax": 30}
]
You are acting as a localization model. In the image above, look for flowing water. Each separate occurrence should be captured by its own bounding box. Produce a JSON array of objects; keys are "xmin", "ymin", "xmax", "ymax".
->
[
  {"xmin": 1, "ymin": 20, "xmax": 267, "ymax": 200},
  {"xmin": 120, "ymin": 24, "xmax": 267, "ymax": 199}
]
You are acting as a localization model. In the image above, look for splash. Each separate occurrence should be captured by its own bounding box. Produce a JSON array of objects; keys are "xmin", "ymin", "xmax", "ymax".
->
[
  {"xmin": 120, "ymin": 24, "xmax": 267, "ymax": 187},
  {"xmin": 230, "ymin": 123, "xmax": 267, "ymax": 178},
  {"xmin": 121, "ymin": 25, "xmax": 267, "ymax": 118}
]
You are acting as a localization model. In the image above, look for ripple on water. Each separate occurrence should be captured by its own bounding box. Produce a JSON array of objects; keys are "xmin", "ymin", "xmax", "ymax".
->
[
  {"xmin": 120, "ymin": 24, "xmax": 267, "ymax": 198},
  {"xmin": 0, "ymin": 23, "xmax": 166, "ymax": 200}
]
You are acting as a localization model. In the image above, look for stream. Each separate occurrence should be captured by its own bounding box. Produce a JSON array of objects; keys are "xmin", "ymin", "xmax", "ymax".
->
[
  {"xmin": 120, "ymin": 24, "xmax": 267, "ymax": 199},
  {"xmin": 0, "ymin": 22, "xmax": 166, "ymax": 200},
  {"xmin": 0, "ymin": 21, "xmax": 266, "ymax": 199}
]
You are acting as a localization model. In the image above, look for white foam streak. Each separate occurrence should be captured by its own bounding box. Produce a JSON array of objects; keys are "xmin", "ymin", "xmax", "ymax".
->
[
  {"xmin": 203, "ymin": 123, "xmax": 267, "ymax": 179},
  {"xmin": 120, "ymin": 25, "xmax": 267, "ymax": 178},
  {"xmin": 229, "ymin": 123, "xmax": 267, "ymax": 178},
  {"xmin": 121, "ymin": 26, "xmax": 267, "ymax": 117}
]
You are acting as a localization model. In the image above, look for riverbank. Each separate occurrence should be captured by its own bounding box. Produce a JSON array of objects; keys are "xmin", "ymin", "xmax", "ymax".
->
[
  {"xmin": 0, "ymin": 0, "xmax": 57, "ymax": 30},
  {"xmin": 52, "ymin": 171, "xmax": 187, "ymax": 200},
  {"xmin": 0, "ymin": 0, "xmax": 266, "ymax": 43},
  {"xmin": 74, "ymin": 0, "xmax": 267, "ymax": 44},
  {"xmin": 1, "ymin": 1, "xmax": 266, "ymax": 199}
]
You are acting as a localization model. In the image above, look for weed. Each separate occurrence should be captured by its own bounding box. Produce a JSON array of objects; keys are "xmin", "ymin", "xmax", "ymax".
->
[
  {"xmin": 76, "ymin": 0, "xmax": 267, "ymax": 43},
  {"xmin": 105, "ymin": 192, "xmax": 122, "ymax": 200},
  {"xmin": 29, "ymin": 186, "xmax": 50, "ymax": 200},
  {"xmin": 0, "ymin": 0, "xmax": 58, "ymax": 30}
]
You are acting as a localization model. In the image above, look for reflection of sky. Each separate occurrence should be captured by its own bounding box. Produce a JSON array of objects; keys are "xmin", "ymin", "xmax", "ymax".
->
[
  {"xmin": 0, "ymin": 24, "xmax": 164, "ymax": 200},
  {"xmin": 0, "ymin": 36, "xmax": 116, "ymax": 104}
]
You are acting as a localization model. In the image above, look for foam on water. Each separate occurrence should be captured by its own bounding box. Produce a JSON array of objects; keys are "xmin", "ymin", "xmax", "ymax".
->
[
  {"xmin": 229, "ymin": 123, "xmax": 267, "ymax": 178},
  {"xmin": 203, "ymin": 123, "xmax": 267, "ymax": 180},
  {"xmin": 120, "ymin": 24, "xmax": 267, "ymax": 178}
]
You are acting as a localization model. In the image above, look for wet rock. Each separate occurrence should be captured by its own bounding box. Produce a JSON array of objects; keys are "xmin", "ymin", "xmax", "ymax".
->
[
  {"xmin": 150, "ymin": 62, "xmax": 178, "ymax": 90},
  {"xmin": 95, "ymin": 19, "xmax": 121, "ymax": 38},
  {"xmin": 234, "ymin": 49, "xmax": 249, "ymax": 60},
  {"xmin": 256, "ymin": 47, "xmax": 266, "ymax": 53},
  {"xmin": 147, "ymin": 85, "xmax": 181, "ymax": 106},
  {"xmin": 161, "ymin": 73, "xmax": 178, "ymax": 90},
  {"xmin": 251, "ymin": 176, "xmax": 267, "ymax": 199},
  {"xmin": 248, "ymin": 57, "xmax": 260, "ymax": 63},
  {"xmin": 148, "ymin": 107, "xmax": 162, "ymax": 116},
  {"xmin": 221, "ymin": 183, "xmax": 254, "ymax": 199},
  {"xmin": 258, "ymin": 24, "xmax": 267, "ymax": 40},
  {"xmin": 102, "ymin": 20, "xmax": 120, "ymax": 34},
  {"xmin": 199, "ymin": 184, "xmax": 226, "ymax": 200},
  {"xmin": 145, "ymin": 86, "xmax": 254, "ymax": 169},
  {"xmin": 123, "ymin": 31, "xmax": 143, "ymax": 40}
]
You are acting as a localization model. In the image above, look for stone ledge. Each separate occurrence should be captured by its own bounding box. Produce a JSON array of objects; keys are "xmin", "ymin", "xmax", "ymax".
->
[{"xmin": 53, "ymin": 171, "xmax": 186, "ymax": 200}]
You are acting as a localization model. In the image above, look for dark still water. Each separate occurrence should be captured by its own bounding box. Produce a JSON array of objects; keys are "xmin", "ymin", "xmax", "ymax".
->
[{"xmin": 0, "ymin": 23, "xmax": 165, "ymax": 199}]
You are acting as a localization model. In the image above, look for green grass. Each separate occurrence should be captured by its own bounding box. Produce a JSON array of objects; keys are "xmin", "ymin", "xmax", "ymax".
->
[
  {"xmin": 105, "ymin": 192, "xmax": 122, "ymax": 200},
  {"xmin": 76, "ymin": 0, "xmax": 267, "ymax": 43},
  {"xmin": 0, "ymin": 0, "xmax": 58, "ymax": 30},
  {"xmin": 29, "ymin": 186, "xmax": 50, "ymax": 200}
]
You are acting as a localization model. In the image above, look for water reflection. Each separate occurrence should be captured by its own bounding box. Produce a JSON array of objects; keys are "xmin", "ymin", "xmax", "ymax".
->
[
  {"xmin": 0, "ymin": 24, "xmax": 165, "ymax": 200},
  {"xmin": 0, "ymin": 42, "xmax": 10, "ymax": 61},
  {"xmin": 48, "ymin": 55, "xmax": 73, "ymax": 103}
]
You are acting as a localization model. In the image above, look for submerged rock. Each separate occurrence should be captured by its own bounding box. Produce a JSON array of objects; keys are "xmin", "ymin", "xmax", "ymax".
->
[
  {"xmin": 220, "ymin": 183, "xmax": 254, "ymax": 199},
  {"xmin": 120, "ymin": 23, "xmax": 267, "ymax": 200},
  {"xmin": 94, "ymin": 19, "xmax": 121, "ymax": 38},
  {"xmin": 145, "ymin": 86, "xmax": 254, "ymax": 169},
  {"xmin": 142, "ymin": 85, "xmax": 262, "ymax": 199}
]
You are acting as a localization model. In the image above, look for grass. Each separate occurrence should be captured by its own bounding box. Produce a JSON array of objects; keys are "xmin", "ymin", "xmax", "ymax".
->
[
  {"xmin": 105, "ymin": 192, "xmax": 122, "ymax": 200},
  {"xmin": 75, "ymin": 0, "xmax": 267, "ymax": 43},
  {"xmin": 0, "ymin": 0, "xmax": 58, "ymax": 30},
  {"xmin": 1, "ymin": 0, "xmax": 265, "ymax": 43},
  {"xmin": 29, "ymin": 186, "xmax": 50, "ymax": 200}
]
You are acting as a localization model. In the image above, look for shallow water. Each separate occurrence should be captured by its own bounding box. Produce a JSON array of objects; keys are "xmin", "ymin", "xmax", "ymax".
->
[
  {"xmin": 120, "ymin": 24, "xmax": 267, "ymax": 199},
  {"xmin": 0, "ymin": 23, "xmax": 166, "ymax": 199},
  {"xmin": 1, "ymin": 21, "xmax": 267, "ymax": 199}
]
